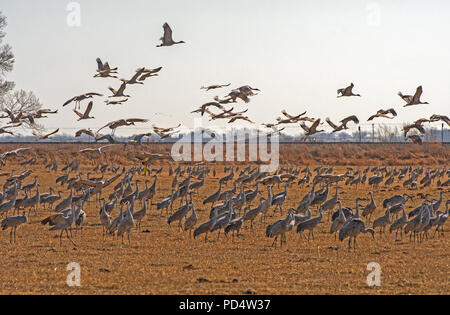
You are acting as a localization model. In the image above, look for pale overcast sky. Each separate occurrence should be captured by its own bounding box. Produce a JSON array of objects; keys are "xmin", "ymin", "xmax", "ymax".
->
[{"xmin": 1, "ymin": 0, "xmax": 449, "ymax": 136}]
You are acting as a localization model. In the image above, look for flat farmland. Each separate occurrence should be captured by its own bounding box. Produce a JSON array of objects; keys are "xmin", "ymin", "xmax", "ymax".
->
[{"xmin": 0, "ymin": 143, "xmax": 448, "ymax": 295}]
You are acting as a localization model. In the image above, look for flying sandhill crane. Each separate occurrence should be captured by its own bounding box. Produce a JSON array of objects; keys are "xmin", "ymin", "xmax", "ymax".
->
[
  {"xmin": 120, "ymin": 68, "xmax": 146, "ymax": 85},
  {"xmin": 191, "ymin": 102, "xmax": 225, "ymax": 116},
  {"xmin": 296, "ymin": 208, "xmax": 323, "ymax": 240},
  {"xmin": 300, "ymin": 119, "xmax": 324, "ymax": 139},
  {"xmin": 94, "ymin": 57, "xmax": 118, "ymax": 78},
  {"xmin": 75, "ymin": 128, "xmax": 96, "ymax": 139},
  {"xmin": 201, "ymin": 84, "xmax": 231, "ymax": 91},
  {"xmin": 108, "ymin": 82, "xmax": 131, "ymax": 98},
  {"xmin": 228, "ymin": 115, "xmax": 254, "ymax": 124},
  {"xmin": 337, "ymin": 83, "xmax": 361, "ymax": 98},
  {"xmin": 157, "ymin": 23, "xmax": 185, "ymax": 47},
  {"xmin": 1, "ymin": 211, "xmax": 28, "ymax": 244},
  {"xmin": 430, "ymin": 114, "xmax": 450, "ymax": 127},
  {"xmin": 105, "ymin": 98, "xmax": 128, "ymax": 106},
  {"xmin": 80, "ymin": 145, "xmax": 115, "ymax": 155},
  {"xmin": 399, "ymin": 86, "xmax": 429, "ymax": 107},
  {"xmin": 403, "ymin": 123, "xmax": 425, "ymax": 138},
  {"xmin": 73, "ymin": 101, "xmax": 94, "ymax": 121},
  {"xmin": 408, "ymin": 135, "xmax": 423, "ymax": 145},
  {"xmin": 368, "ymin": 108, "xmax": 397, "ymax": 121},
  {"xmin": 98, "ymin": 118, "xmax": 149, "ymax": 135},
  {"xmin": 339, "ymin": 218, "xmax": 374, "ymax": 250},
  {"xmin": 63, "ymin": 92, "xmax": 103, "ymax": 110},
  {"xmin": 32, "ymin": 129, "xmax": 59, "ymax": 140}
]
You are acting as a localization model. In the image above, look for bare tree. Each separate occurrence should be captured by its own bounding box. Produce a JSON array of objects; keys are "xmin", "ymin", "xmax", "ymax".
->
[
  {"xmin": 0, "ymin": 11, "xmax": 14, "ymax": 98},
  {"xmin": 0, "ymin": 90, "xmax": 44, "ymax": 130}
]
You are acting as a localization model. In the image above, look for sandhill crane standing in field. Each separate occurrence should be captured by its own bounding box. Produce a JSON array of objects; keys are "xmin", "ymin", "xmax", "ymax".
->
[
  {"xmin": 100, "ymin": 202, "xmax": 112, "ymax": 237},
  {"xmin": 373, "ymin": 208, "xmax": 391, "ymax": 236},
  {"xmin": 435, "ymin": 200, "xmax": 449, "ymax": 236},
  {"xmin": 108, "ymin": 204, "xmax": 123, "ymax": 237},
  {"xmin": 184, "ymin": 196, "xmax": 198, "ymax": 238},
  {"xmin": 1, "ymin": 211, "xmax": 28, "ymax": 244},
  {"xmin": 399, "ymin": 86, "xmax": 429, "ymax": 107},
  {"xmin": 168, "ymin": 192, "xmax": 190, "ymax": 230},
  {"xmin": 117, "ymin": 203, "xmax": 135, "ymax": 245},
  {"xmin": 193, "ymin": 208, "xmax": 219, "ymax": 242},
  {"xmin": 339, "ymin": 218, "xmax": 374, "ymax": 250},
  {"xmin": 259, "ymin": 186, "xmax": 273, "ymax": 224},
  {"xmin": 203, "ymin": 182, "xmax": 222, "ymax": 207},
  {"xmin": 132, "ymin": 198, "xmax": 147, "ymax": 231},
  {"xmin": 266, "ymin": 209, "xmax": 295, "ymax": 248},
  {"xmin": 389, "ymin": 205, "xmax": 407, "ymax": 241},
  {"xmin": 157, "ymin": 23, "xmax": 185, "ymax": 47},
  {"xmin": 0, "ymin": 192, "xmax": 18, "ymax": 217},
  {"xmin": 74, "ymin": 200, "xmax": 86, "ymax": 234},
  {"xmin": 225, "ymin": 207, "xmax": 248, "ymax": 241},
  {"xmin": 271, "ymin": 183, "xmax": 287, "ymax": 214},
  {"xmin": 73, "ymin": 101, "xmax": 94, "ymax": 121},
  {"xmin": 243, "ymin": 198, "xmax": 264, "ymax": 230},
  {"xmin": 22, "ymin": 184, "xmax": 40, "ymax": 215},
  {"xmin": 330, "ymin": 201, "xmax": 346, "ymax": 240},
  {"xmin": 320, "ymin": 185, "xmax": 339, "ymax": 220},
  {"xmin": 361, "ymin": 192, "xmax": 377, "ymax": 223},
  {"xmin": 49, "ymin": 206, "xmax": 77, "ymax": 247},
  {"xmin": 297, "ymin": 208, "xmax": 323, "ymax": 241},
  {"xmin": 337, "ymin": 83, "xmax": 361, "ymax": 98}
]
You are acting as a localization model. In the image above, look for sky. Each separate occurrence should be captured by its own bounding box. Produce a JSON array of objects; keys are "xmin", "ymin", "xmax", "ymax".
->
[{"xmin": 0, "ymin": 0, "xmax": 449, "ymax": 137}]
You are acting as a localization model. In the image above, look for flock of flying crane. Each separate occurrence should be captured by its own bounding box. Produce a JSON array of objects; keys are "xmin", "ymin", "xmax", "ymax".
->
[
  {"xmin": 0, "ymin": 23, "xmax": 448, "ymax": 250},
  {"xmin": 0, "ymin": 23, "xmax": 448, "ymax": 144}
]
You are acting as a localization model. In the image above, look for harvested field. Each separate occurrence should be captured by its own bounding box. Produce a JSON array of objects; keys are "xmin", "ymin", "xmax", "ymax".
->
[{"xmin": 0, "ymin": 143, "xmax": 448, "ymax": 295}]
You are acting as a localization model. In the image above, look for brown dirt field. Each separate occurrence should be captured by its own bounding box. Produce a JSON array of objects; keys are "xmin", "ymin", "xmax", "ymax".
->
[{"xmin": 0, "ymin": 143, "xmax": 448, "ymax": 295}]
